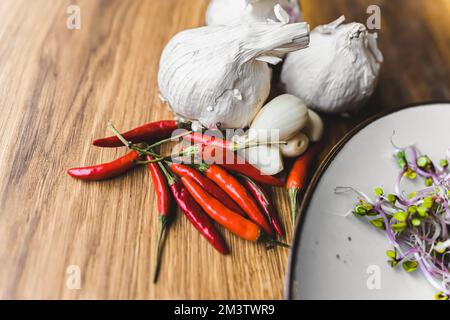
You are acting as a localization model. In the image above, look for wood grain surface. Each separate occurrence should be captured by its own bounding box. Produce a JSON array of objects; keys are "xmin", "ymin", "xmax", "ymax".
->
[{"xmin": 0, "ymin": 0, "xmax": 448, "ymax": 300}]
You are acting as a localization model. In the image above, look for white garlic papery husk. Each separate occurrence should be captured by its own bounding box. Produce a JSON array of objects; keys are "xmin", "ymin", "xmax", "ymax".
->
[
  {"xmin": 281, "ymin": 16, "xmax": 384, "ymax": 114},
  {"xmin": 158, "ymin": 20, "xmax": 310, "ymax": 129},
  {"xmin": 206, "ymin": 0, "xmax": 302, "ymax": 26}
]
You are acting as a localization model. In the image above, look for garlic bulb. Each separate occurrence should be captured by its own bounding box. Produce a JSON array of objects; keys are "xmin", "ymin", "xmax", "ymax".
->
[
  {"xmin": 206, "ymin": 0, "xmax": 302, "ymax": 26},
  {"xmin": 158, "ymin": 20, "xmax": 309, "ymax": 129},
  {"xmin": 248, "ymin": 94, "xmax": 309, "ymax": 141},
  {"xmin": 281, "ymin": 16, "xmax": 383, "ymax": 114},
  {"xmin": 280, "ymin": 132, "xmax": 309, "ymax": 157}
]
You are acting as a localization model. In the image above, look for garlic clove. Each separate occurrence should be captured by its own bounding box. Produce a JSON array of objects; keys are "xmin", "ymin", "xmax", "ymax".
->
[
  {"xmin": 280, "ymin": 132, "xmax": 309, "ymax": 158},
  {"xmin": 242, "ymin": 145, "xmax": 284, "ymax": 176},
  {"xmin": 158, "ymin": 20, "xmax": 309, "ymax": 129},
  {"xmin": 250, "ymin": 94, "xmax": 309, "ymax": 141},
  {"xmin": 205, "ymin": 0, "xmax": 302, "ymax": 26},
  {"xmin": 281, "ymin": 16, "xmax": 383, "ymax": 115},
  {"xmin": 302, "ymin": 109, "xmax": 324, "ymax": 142}
]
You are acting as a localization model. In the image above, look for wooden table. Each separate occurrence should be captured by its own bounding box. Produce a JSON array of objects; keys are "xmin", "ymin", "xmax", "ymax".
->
[{"xmin": 0, "ymin": 0, "xmax": 448, "ymax": 300}]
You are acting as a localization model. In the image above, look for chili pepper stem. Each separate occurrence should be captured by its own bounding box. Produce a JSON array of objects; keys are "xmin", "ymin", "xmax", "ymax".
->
[
  {"xmin": 266, "ymin": 239, "xmax": 290, "ymax": 248},
  {"xmin": 288, "ymin": 187, "xmax": 300, "ymax": 226},
  {"xmin": 107, "ymin": 124, "xmax": 199, "ymax": 163},
  {"xmin": 146, "ymin": 130, "xmax": 193, "ymax": 150},
  {"xmin": 259, "ymin": 233, "xmax": 290, "ymax": 248},
  {"xmin": 108, "ymin": 122, "xmax": 159, "ymax": 156},
  {"xmin": 136, "ymin": 158, "xmax": 164, "ymax": 165},
  {"xmin": 153, "ymin": 216, "xmax": 169, "ymax": 283},
  {"xmin": 158, "ymin": 161, "xmax": 176, "ymax": 186},
  {"xmin": 108, "ymin": 122, "xmax": 133, "ymax": 148},
  {"xmin": 233, "ymin": 140, "xmax": 288, "ymax": 151}
]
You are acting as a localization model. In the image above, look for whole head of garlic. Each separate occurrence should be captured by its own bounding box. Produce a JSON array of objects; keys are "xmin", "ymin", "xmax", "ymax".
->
[
  {"xmin": 281, "ymin": 16, "xmax": 383, "ymax": 114},
  {"xmin": 158, "ymin": 16, "xmax": 309, "ymax": 129},
  {"xmin": 206, "ymin": 0, "xmax": 302, "ymax": 26}
]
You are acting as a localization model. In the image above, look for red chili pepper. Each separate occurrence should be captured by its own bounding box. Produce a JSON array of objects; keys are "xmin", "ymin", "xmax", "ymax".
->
[
  {"xmin": 147, "ymin": 156, "xmax": 173, "ymax": 283},
  {"xmin": 160, "ymin": 165, "xmax": 229, "ymax": 255},
  {"xmin": 93, "ymin": 120, "xmax": 179, "ymax": 148},
  {"xmin": 168, "ymin": 162, "xmax": 245, "ymax": 216},
  {"xmin": 197, "ymin": 163, "xmax": 273, "ymax": 235},
  {"xmin": 183, "ymin": 132, "xmax": 234, "ymax": 150},
  {"xmin": 181, "ymin": 176, "xmax": 262, "ymax": 241},
  {"xmin": 286, "ymin": 143, "xmax": 321, "ymax": 225},
  {"xmin": 148, "ymin": 156, "xmax": 172, "ymax": 217},
  {"xmin": 239, "ymin": 175, "xmax": 284, "ymax": 237},
  {"xmin": 182, "ymin": 176, "xmax": 288, "ymax": 247},
  {"xmin": 67, "ymin": 150, "xmax": 140, "ymax": 181}
]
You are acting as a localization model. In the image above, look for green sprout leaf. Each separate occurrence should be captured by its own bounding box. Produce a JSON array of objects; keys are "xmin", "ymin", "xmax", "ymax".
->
[
  {"xmin": 354, "ymin": 205, "xmax": 367, "ymax": 216},
  {"xmin": 387, "ymin": 194, "xmax": 396, "ymax": 204},
  {"xmin": 386, "ymin": 250, "xmax": 396, "ymax": 259},
  {"xmin": 411, "ymin": 218, "xmax": 421, "ymax": 227},
  {"xmin": 389, "ymin": 260, "xmax": 398, "ymax": 267},
  {"xmin": 439, "ymin": 159, "xmax": 448, "ymax": 168},
  {"xmin": 407, "ymin": 206, "xmax": 417, "ymax": 214},
  {"xmin": 404, "ymin": 168, "xmax": 417, "ymax": 180},
  {"xmin": 393, "ymin": 211, "xmax": 408, "ymax": 222},
  {"xmin": 422, "ymin": 197, "xmax": 433, "ymax": 209},
  {"xmin": 417, "ymin": 206, "xmax": 429, "ymax": 217},
  {"xmin": 434, "ymin": 242, "xmax": 447, "ymax": 254},
  {"xmin": 361, "ymin": 201, "xmax": 373, "ymax": 211},
  {"xmin": 391, "ymin": 222, "xmax": 407, "ymax": 232},
  {"xmin": 375, "ymin": 188, "xmax": 384, "ymax": 196},
  {"xmin": 408, "ymin": 191, "xmax": 417, "ymax": 199},
  {"xmin": 425, "ymin": 178, "xmax": 433, "ymax": 187},
  {"xmin": 370, "ymin": 218, "xmax": 385, "ymax": 230},
  {"xmin": 402, "ymin": 260, "xmax": 418, "ymax": 272},
  {"xmin": 417, "ymin": 156, "xmax": 430, "ymax": 168},
  {"xmin": 434, "ymin": 292, "xmax": 449, "ymax": 300},
  {"xmin": 395, "ymin": 150, "xmax": 407, "ymax": 170}
]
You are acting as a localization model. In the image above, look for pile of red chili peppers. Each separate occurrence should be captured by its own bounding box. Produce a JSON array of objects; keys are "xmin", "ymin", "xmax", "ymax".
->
[{"xmin": 68, "ymin": 120, "xmax": 320, "ymax": 282}]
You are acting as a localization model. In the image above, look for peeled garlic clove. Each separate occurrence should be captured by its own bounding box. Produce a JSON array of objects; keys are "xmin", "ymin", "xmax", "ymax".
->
[
  {"xmin": 280, "ymin": 132, "xmax": 309, "ymax": 158},
  {"xmin": 206, "ymin": 0, "xmax": 302, "ymax": 26},
  {"xmin": 281, "ymin": 16, "xmax": 383, "ymax": 114},
  {"xmin": 302, "ymin": 109, "xmax": 324, "ymax": 142},
  {"xmin": 242, "ymin": 145, "xmax": 284, "ymax": 176},
  {"xmin": 249, "ymin": 94, "xmax": 309, "ymax": 142},
  {"xmin": 158, "ymin": 19, "xmax": 309, "ymax": 129}
]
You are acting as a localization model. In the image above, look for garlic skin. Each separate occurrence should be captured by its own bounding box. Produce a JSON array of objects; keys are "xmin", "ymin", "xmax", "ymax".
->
[
  {"xmin": 280, "ymin": 132, "xmax": 309, "ymax": 157},
  {"xmin": 281, "ymin": 16, "xmax": 383, "ymax": 114},
  {"xmin": 249, "ymin": 94, "xmax": 309, "ymax": 141},
  {"xmin": 206, "ymin": 0, "xmax": 302, "ymax": 26},
  {"xmin": 302, "ymin": 109, "xmax": 324, "ymax": 142},
  {"xmin": 158, "ymin": 21, "xmax": 309, "ymax": 129}
]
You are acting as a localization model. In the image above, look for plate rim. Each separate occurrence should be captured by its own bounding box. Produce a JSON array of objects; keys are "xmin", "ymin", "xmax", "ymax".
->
[{"xmin": 284, "ymin": 100, "xmax": 450, "ymax": 300}]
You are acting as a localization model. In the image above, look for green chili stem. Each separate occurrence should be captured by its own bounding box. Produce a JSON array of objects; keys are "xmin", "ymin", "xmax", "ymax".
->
[
  {"xmin": 153, "ymin": 216, "xmax": 169, "ymax": 283},
  {"xmin": 259, "ymin": 232, "xmax": 290, "ymax": 248},
  {"xmin": 232, "ymin": 140, "xmax": 288, "ymax": 151},
  {"xmin": 289, "ymin": 187, "xmax": 300, "ymax": 226},
  {"xmin": 157, "ymin": 161, "xmax": 176, "ymax": 186},
  {"xmin": 146, "ymin": 130, "xmax": 193, "ymax": 150},
  {"xmin": 108, "ymin": 122, "xmax": 132, "ymax": 148}
]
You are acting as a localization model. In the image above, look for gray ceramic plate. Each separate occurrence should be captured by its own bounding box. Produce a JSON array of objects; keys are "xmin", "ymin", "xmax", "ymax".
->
[{"xmin": 285, "ymin": 103, "xmax": 450, "ymax": 300}]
